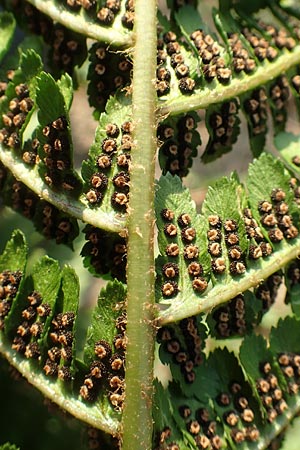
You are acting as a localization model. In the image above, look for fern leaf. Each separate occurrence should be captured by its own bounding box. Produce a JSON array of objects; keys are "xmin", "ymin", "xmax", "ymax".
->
[
  {"xmin": 154, "ymin": 316, "xmax": 300, "ymax": 449},
  {"xmin": 156, "ymin": 152, "xmax": 300, "ymax": 325},
  {"xmin": 0, "ymin": 231, "xmax": 123, "ymax": 435},
  {"xmin": 158, "ymin": 4, "xmax": 300, "ymax": 117}
]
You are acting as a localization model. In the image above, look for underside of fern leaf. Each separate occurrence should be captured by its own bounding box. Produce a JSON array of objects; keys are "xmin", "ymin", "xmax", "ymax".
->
[
  {"xmin": 0, "ymin": 231, "xmax": 128, "ymax": 436},
  {"xmin": 156, "ymin": 152, "xmax": 300, "ymax": 324}
]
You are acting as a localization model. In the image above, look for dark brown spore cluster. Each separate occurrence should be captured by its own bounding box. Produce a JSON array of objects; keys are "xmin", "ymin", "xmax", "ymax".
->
[
  {"xmin": 85, "ymin": 121, "xmax": 131, "ymax": 212},
  {"xmin": 122, "ymin": 0, "xmax": 135, "ymax": 30},
  {"xmin": 287, "ymin": 258, "xmax": 300, "ymax": 288},
  {"xmin": 257, "ymin": 188, "xmax": 298, "ymax": 242},
  {"xmin": 39, "ymin": 202, "xmax": 74, "ymax": 244},
  {"xmin": 82, "ymin": 225, "xmax": 127, "ymax": 281},
  {"xmin": 160, "ymin": 208, "xmax": 207, "ymax": 298},
  {"xmin": 277, "ymin": 352, "xmax": 300, "ymax": 397},
  {"xmin": 291, "ymin": 74, "xmax": 300, "ymax": 95},
  {"xmin": 204, "ymin": 100, "xmax": 239, "ymax": 161},
  {"xmin": 242, "ymin": 27, "xmax": 279, "ymax": 63},
  {"xmin": 8, "ymin": 1, "xmax": 86, "ymax": 76},
  {"xmin": 255, "ymin": 272, "xmax": 283, "ymax": 312},
  {"xmin": 227, "ymin": 32, "xmax": 256, "ymax": 74},
  {"xmin": 80, "ymin": 312, "xmax": 127, "ymax": 410},
  {"xmin": 48, "ymin": 24, "xmax": 87, "ymax": 75},
  {"xmin": 190, "ymin": 29, "xmax": 231, "ymax": 84},
  {"xmin": 2, "ymin": 175, "xmax": 78, "ymax": 245},
  {"xmin": 243, "ymin": 207, "xmax": 272, "ymax": 260},
  {"xmin": 256, "ymin": 360, "xmax": 288, "ymax": 423},
  {"xmin": 217, "ymin": 381, "xmax": 260, "ymax": 444},
  {"xmin": 12, "ymin": 290, "xmax": 51, "ymax": 359},
  {"xmin": 211, "ymin": 294, "xmax": 248, "ymax": 338},
  {"xmin": 88, "ymin": 43, "xmax": 132, "ymax": 113},
  {"xmin": 243, "ymin": 88, "xmax": 268, "ymax": 137},
  {"xmin": 157, "ymin": 316, "xmax": 204, "ymax": 384},
  {"xmin": 0, "ymin": 270, "xmax": 23, "ymax": 330},
  {"xmin": 10, "ymin": 180, "xmax": 38, "ymax": 220},
  {"xmin": 157, "ymin": 114, "xmax": 200, "ymax": 177},
  {"xmin": 8, "ymin": 0, "xmax": 52, "ymax": 40},
  {"xmin": 0, "ymin": 83, "xmax": 33, "ymax": 152},
  {"xmin": 154, "ymin": 426, "xmax": 180, "ymax": 450},
  {"xmin": 179, "ymin": 404, "xmax": 224, "ymax": 449},
  {"xmin": 208, "ymin": 215, "xmax": 246, "ymax": 276},
  {"xmin": 43, "ymin": 310, "xmax": 76, "ymax": 382},
  {"xmin": 41, "ymin": 115, "xmax": 80, "ymax": 194},
  {"xmin": 269, "ymin": 76, "xmax": 290, "ymax": 127},
  {"xmin": 156, "ymin": 31, "xmax": 195, "ymax": 96}
]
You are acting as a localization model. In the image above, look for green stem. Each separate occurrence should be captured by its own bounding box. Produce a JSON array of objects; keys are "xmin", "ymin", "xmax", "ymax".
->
[
  {"xmin": 0, "ymin": 146, "xmax": 126, "ymax": 233},
  {"xmin": 158, "ymin": 46, "xmax": 300, "ymax": 117},
  {"xmin": 26, "ymin": 0, "xmax": 133, "ymax": 47},
  {"xmin": 121, "ymin": 0, "xmax": 157, "ymax": 449}
]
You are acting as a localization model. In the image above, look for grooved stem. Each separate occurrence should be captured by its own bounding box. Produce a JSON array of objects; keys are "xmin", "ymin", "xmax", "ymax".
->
[{"xmin": 121, "ymin": 0, "xmax": 157, "ymax": 449}]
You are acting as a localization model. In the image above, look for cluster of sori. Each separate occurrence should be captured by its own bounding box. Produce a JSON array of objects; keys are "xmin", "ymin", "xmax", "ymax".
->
[
  {"xmin": 157, "ymin": 316, "xmax": 204, "ymax": 384},
  {"xmin": 179, "ymin": 405, "xmax": 224, "ymax": 449},
  {"xmin": 79, "ymin": 312, "xmax": 127, "ymax": 411},
  {"xmin": 257, "ymin": 188, "xmax": 298, "ymax": 242},
  {"xmin": 48, "ymin": 24, "xmax": 87, "ymax": 75},
  {"xmin": 85, "ymin": 122, "xmax": 131, "ymax": 212},
  {"xmin": 65, "ymin": 0, "xmax": 96, "ymax": 11},
  {"xmin": 156, "ymin": 31, "xmax": 195, "ymax": 96},
  {"xmin": 211, "ymin": 294, "xmax": 248, "ymax": 338},
  {"xmin": 82, "ymin": 225, "xmax": 127, "ymax": 281},
  {"xmin": 256, "ymin": 360, "xmax": 288, "ymax": 423},
  {"xmin": 242, "ymin": 207, "xmax": 273, "ymax": 260},
  {"xmin": 9, "ymin": 179, "xmax": 38, "ymax": 220},
  {"xmin": 207, "ymin": 215, "xmax": 246, "ymax": 276},
  {"xmin": 204, "ymin": 100, "xmax": 239, "ymax": 160},
  {"xmin": 40, "ymin": 115, "xmax": 80, "ymax": 194},
  {"xmin": 227, "ymin": 32, "xmax": 256, "ymax": 74},
  {"xmin": 88, "ymin": 43, "xmax": 132, "ymax": 113},
  {"xmin": 243, "ymin": 88, "xmax": 268, "ymax": 137},
  {"xmin": 217, "ymin": 381, "xmax": 259, "ymax": 444},
  {"xmin": 86, "ymin": 427, "xmax": 119, "ymax": 450},
  {"xmin": 241, "ymin": 27, "xmax": 280, "ymax": 63},
  {"xmin": 291, "ymin": 73, "xmax": 300, "ymax": 95},
  {"xmin": 289, "ymin": 177, "xmax": 300, "ymax": 206},
  {"xmin": 0, "ymin": 270, "xmax": 23, "ymax": 330},
  {"xmin": 269, "ymin": 76, "xmax": 290, "ymax": 127},
  {"xmin": 160, "ymin": 208, "xmax": 208, "ymax": 298},
  {"xmin": 11, "ymin": 290, "xmax": 52, "ymax": 359},
  {"xmin": 154, "ymin": 427, "xmax": 180, "ymax": 450},
  {"xmin": 190, "ymin": 28, "xmax": 231, "ymax": 84},
  {"xmin": 276, "ymin": 352, "xmax": 300, "ymax": 397},
  {"xmin": 0, "ymin": 172, "xmax": 78, "ymax": 244},
  {"xmin": 157, "ymin": 114, "xmax": 200, "ymax": 177},
  {"xmin": 66, "ymin": 0, "xmax": 134, "ymax": 28},
  {"xmin": 287, "ymin": 258, "xmax": 300, "ymax": 287},
  {"xmin": 0, "ymin": 82, "xmax": 33, "ymax": 152},
  {"xmin": 257, "ymin": 19, "xmax": 297, "ymax": 53},
  {"xmin": 43, "ymin": 310, "xmax": 76, "ymax": 382},
  {"xmin": 8, "ymin": 0, "xmax": 52, "ymax": 38},
  {"xmin": 255, "ymin": 272, "xmax": 283, "ymax": 312},
  {"xmin": 7, "ymin": 1, "xmax": 86, "ymax": 75}
]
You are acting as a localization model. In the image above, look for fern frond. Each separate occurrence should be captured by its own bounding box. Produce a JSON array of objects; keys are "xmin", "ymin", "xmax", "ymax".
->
[
  {"xmin": 0, "ymin": 231, "xmax": 127, "ymax": 436},
  {"xmin": 156, "ymin": 152, "xmax": 300, "ymax": 325}
]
